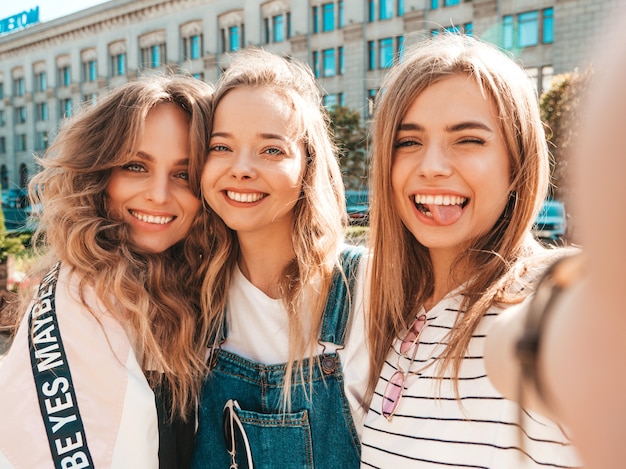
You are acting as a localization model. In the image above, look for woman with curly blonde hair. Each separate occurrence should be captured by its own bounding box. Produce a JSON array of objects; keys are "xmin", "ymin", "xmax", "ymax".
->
[
  {"xmin": 0, "ymin": 74, "xmax": 213, "ymax": 468},
  {"xmin": 190, "ymin": 49, "xmax": 368, "ymax": 468}
]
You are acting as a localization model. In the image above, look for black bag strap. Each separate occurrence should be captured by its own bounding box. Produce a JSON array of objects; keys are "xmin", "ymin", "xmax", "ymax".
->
[{"xmin": 27, "ymin": 262, "xmax": 95, "ymax": 468}]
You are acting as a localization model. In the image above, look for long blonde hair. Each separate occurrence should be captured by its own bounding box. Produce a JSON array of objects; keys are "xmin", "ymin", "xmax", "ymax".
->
[
  {"xmin": 23, "ymin": 75, "xmax": 213, "ymax": 418},
  {"xmin": 192, "ymin": 49, "xmax": 347, "ymax": 403},
  {"xmin": 367, "ymin": 34, "xmax": 560, "ymax": 397}
]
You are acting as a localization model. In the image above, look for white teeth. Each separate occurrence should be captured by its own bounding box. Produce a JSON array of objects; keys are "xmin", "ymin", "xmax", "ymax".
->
[
  {"xmin": 413, "ymin": 194, "xmax": 467, "ymax": 206},
  {"xmin": 130, "ymin": 210, "xmax": 173, "ymax": 225},
  {"xmin": 226, "ymin": 191, "xmax": 265, "ymax": 203}
]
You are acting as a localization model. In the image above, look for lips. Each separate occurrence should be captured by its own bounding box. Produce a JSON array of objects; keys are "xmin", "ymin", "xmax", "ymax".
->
[{"xmin": 129, "ymin": 209, "xmax": 174, "ymax": 225}]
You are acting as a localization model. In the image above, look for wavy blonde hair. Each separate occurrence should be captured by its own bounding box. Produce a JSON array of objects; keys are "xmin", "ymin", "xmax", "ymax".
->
[
  {"xmin": 20, "ymin": 75, "xmax": 213, "ymax": 418},
  {"xmin": 366, "ymin": 34, "xmax": 568, "ymax": 398},
  {"xmin": 191, "ymin": 49, "xmax": 347, "ymax": 404}
]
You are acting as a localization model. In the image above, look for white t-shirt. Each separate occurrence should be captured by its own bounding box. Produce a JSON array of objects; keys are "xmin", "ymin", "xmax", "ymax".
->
[
  {"xmin": 0, "ymin": 265, "xmax": 158, "ymax": 468},
  {"xmin": 222, "ymin": 247, "xmax": 371, "ymax": 437},
  {"xmin": 360, "ymin": 288, "xmax": 582, "ymax": 468}
]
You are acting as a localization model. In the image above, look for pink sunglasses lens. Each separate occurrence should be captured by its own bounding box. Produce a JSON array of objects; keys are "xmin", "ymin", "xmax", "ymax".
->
[
  {"xmin": 400, "ymin": 314, "xmax": 427, "ymax": 354},
  {"xmin": 382, "ymin": 370, "xmax": 404, "ymax": 419}
]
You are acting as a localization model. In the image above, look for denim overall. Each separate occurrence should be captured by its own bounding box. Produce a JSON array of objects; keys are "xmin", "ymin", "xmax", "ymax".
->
[{"xmin": 191, "ymin": 246, "xmax": 364, "ymax": 469}]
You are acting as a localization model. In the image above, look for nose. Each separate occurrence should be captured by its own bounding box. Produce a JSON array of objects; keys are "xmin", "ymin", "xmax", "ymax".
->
[
  {"xmin": 417, "ymin": 142, "xmax": 452, "ymax": 179},
  {"xmin": 146, "ymin": 173, "xmax": 172, "ymax": 204},
  {"xmin": 230, "ymin": 149, "xmax": 257, "ymax": 180}
]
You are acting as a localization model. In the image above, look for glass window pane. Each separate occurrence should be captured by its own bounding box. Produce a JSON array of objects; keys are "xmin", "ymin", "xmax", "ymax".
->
[
  {"xmin": 543, "ymin": 8, "xmax": 554, "ymax": 44},
  {"xmin": 519, "ymin": 11, "xmax": 538, "ymax": 47},
  {"xmin": 229, "ymin": 26, "xmax": 240, "ymax": 51},
  {"xmin": 380, "ymin": 0, "xmax": 394, "ymax": 20},
  {"xmin": 503, "ymin": 15, "xmax": 514, "ymax": 49},
  {"xmin": 379, "ymin": 38, "xmax": 394, "ymax": 68},
  {"xmin": 322, "ymin": 3, "xmax": 334, "ymax": 32},
  {"xmin": 273, "ymin": 15, "xmax": 285, "ymax": 42},
  {"xmin": 323, "ymin": 48, "xmax": 336, "ymax": 77}
]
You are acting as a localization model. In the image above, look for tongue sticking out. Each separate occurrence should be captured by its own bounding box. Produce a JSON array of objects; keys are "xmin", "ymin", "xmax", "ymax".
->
[{"xmin": 426, "ymin": 204, "xmax": 463, "ymax": 226}]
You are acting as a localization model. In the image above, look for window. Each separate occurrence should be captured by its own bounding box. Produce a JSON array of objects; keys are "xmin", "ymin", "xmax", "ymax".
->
[
  {"xmin": 338, "ymin": 1, "xmax": 344, "ymax": 28},
  {"xmin": 0, "ymin": 83, "xmax": 3, "ymax": 99},
  {"xmin": 228, "ymin": 26, "xmax": 241, "ymax": 51},
  {"xmin": 465, "ymin": 22, "xmax": 473, "ymax": 36},
  {"xmin": 543, "ymin": 8, "xmax": 554, "ymax": 44},
  {"xmin": 36, "ymin": 102, "xmax": 48, "ymax": 121},
  {"xmin": 15, "ymin": 134, "xmax": 26, "ymax": 152},
  {"xmin": 322, "ymin": 3, "xmax": 334, "ymax": 32},
  {"xmin": 273, "ymin": 15, "xmax": 285, "ymax": 42},
  {"xmin": 379, "ymin": 37, "xmax": 394, "ymax": 68},
  {"xmin": 35, "ymin": 131, "xmax": 49, "ymax": 151},
  {"xmin": 519, "ymin": 11, "xmax": 539, "ymax": 47},
  {"xmin": 83, "ymin": 60, "xmax": 97, "ymax": 82},
  {"xmin": 397, "ymin": 36, "xmax": 405, "ymax": 62},
  {"xmin": 15, "ymin": 106, "xmax": 26, "ymax": 124},
  {"xmin": 35, "ymin": 71, "xmax": 47, "ymax": 92},
  {"xmin": 141, "ymin": 43, "xmax": 166, "ymax": 68},
  {"xmin": 312, "ymin": 50, "xmax": 320, "ymax": 78},
  {"xmin": 444, "ymin": 0, "xmax": 460, "ymax": 5},
  {"xmin": 398, "ymin": 0, "xmax": 404, "ymax": 16},
  {"xmin": 0, "ymin": 110, "xmax": 5, "ymax": 126},
  {"xmin": 323, "ymin": 94, "xmax": 338, "ymax": 109},
  {"xmin": 368, "ymin": 41, "xmax": 375, "ymax": 70},
  {"xmin": 322, "ymin": 48, "xmax": 336, "ymax": 77},
  {"xmin": 14, "ymin": 77, "xmax": 25, "ymax": 96},
  {"xmin": 0, "ymin": 137, "xmax": 5, "ymax": 154},
  {"xmin": 322, "ymin": 93, "xmax": 344, "ymax": 109},
  {"xmin": 367, "ymin": 88, "xmax": 378, "ymax": 117},
  {"xmin": 380, "ymin": 0, "xmax": 393, "ymax": 20},
  {"xmin": 83, "ymin": 93, "xmax": 97, "ymax": 105},
  {"xmin": 60, "ymin": 98, "xmax": 72, "ymax": 118},
  {"xmin": 541, "ymin": 65, "xmax": 554, "ymax": 93},
  {"xmin": 338, "ymin": 46, "xmax": 345, "ymax": 75},
  {"xmin": 111, "ymin": 53, "xmax": 126, "ymax": 76},
  {"xmin": 312, "ymin": 6, "xmax": 319, "ymax": 33},
  {"xmin": 368, "ymin": 0, "xmax": 375, "ymax": 22},
  {"xmin": 503, "ymin": 15, "xmax": 514, "ymax": 49},
  {"xmin": 58, "ymin": 66, "xmax": 71, "ymax": 87},
  {"xmin": 184, "ymin": 34, "xmax": 203, "ymax": 60},
  {"xmin": 431, "ymin": 0, "xmax": 439, "ymax": 9}
]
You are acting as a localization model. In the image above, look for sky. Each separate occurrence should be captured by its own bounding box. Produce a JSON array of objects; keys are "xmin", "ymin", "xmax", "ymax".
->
[{"xmin": 0, "ymin": 0, "xmax": 110, "ymax": 24}]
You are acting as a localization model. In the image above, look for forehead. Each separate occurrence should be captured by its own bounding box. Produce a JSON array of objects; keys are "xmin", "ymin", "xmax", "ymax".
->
[
  {"xmin": 403, "ymin": 74, "xmax": 498, "ymax": 125},
  {"xmin": 214, "ymin": 87, "xmax": 301, "ymax": 138}
]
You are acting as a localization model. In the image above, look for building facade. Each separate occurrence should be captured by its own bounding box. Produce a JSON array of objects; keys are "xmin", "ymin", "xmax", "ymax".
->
[{"xmin": 0, "ymin": 0, "xmax": 618, "ymax": 189}]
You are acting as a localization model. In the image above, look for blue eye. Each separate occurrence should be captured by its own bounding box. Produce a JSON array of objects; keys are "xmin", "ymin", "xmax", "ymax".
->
[{"xmin": 121, "ymin": 162, "xmax": 146, "ymax": 172}]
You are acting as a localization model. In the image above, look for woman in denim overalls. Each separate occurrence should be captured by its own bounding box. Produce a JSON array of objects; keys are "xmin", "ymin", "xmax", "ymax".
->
[{"xmin": 190, "ymin": 49, "xmax": 370, "ymax": 468}]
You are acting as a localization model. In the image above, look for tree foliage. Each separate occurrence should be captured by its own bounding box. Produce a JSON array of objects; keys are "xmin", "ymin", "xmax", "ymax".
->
[
  {"xmin": 539, "ymin": 68, "xmax": 593, "ymax": 201},
  {"xmin": 327, "ymin": 105, "xmax": 369, "ymax": 190}
]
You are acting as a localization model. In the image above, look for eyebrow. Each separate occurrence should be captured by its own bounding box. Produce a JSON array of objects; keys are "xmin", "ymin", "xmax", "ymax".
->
[
  {"xmin": 135, "ymin": 151, "xmax": 189, "ymax": 166},
  {"xmin": 397, "ymin": 121, "xmax": 494, "ymax": 133},
  {"xmin": 211, "ymin": 131, "xmax": 288, "ymax": 141}
]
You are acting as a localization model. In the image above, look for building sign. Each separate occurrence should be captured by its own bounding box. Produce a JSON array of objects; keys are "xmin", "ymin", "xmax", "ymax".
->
[{"xmin": 0, "ymin": 7, "xmax": 40, "ymax": 36}]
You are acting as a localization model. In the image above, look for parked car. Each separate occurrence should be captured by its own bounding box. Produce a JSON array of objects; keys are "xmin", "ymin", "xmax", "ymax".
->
[
  {"xmin": 345, "ymin": 189, "xmax": 369, "ymax": 225},
  {"xmin": 533, "ymin": 199, "xmax": 567, "ymax": 243},
  {"xmin": 1, "ymin": 188, "xmax": 28, "ymax": 209}
]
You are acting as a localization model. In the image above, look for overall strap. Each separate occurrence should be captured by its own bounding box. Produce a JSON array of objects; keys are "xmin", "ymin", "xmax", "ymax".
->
[
  {"xmin": 27, "ymin": 262, "xmax": 95, "ymax": 469},
  {"xmin": 319, "ymin": 245, "xmax": 365, "ymax": 346}
]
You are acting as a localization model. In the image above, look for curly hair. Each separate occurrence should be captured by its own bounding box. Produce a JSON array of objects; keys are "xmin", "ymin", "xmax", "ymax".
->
[
  {"xmin": 19, "ymin": 74, "xmax": 213, "ymax": 418},
  {"xmin": 192, "ymin": 49, "xmax": 348, "ymax": 406}
]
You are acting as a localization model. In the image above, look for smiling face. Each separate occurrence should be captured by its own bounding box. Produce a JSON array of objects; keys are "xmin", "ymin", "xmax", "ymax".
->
[
  {"xmin": 201, "ymin": 86, "xmax": 306, "ymax": 241},
  {"xmin": 391, "ymin": 74, "xmax": 511, "ymax": 263},
  {"xmin": 106, "ymin": 102, "xmax": 201, "ymax": 253}
]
